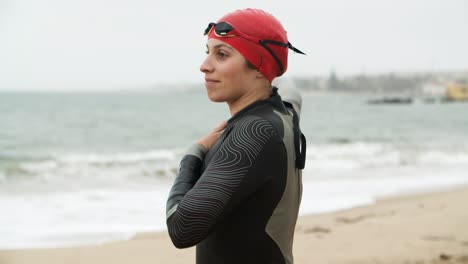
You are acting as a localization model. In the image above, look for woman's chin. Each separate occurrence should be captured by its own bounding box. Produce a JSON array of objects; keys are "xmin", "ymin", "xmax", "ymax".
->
[{"xmin": 206, "ymin": 92, "xmax": 225, "ymax": 103}]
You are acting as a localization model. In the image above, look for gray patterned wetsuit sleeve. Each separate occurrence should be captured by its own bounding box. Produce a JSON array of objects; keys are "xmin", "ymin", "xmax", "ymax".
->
[
  {"xmin": 166, "ymin": 143, "xmax": 207, "ymax": 221},
  {"xmin": 166, "ymin": 116, "xmax": 277, "ymax": 248}
]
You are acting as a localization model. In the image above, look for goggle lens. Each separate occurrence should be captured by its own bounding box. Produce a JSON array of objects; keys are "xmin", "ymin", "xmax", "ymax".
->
[{"xmin": 204, "ymin": 22, "xmax": 235, "ymax": 36}]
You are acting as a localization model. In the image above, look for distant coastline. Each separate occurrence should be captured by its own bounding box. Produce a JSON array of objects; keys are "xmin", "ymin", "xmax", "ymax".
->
[
  {"xmin": 1, "ymin": 70, "xmax": 466, "ymax": 94},
  {"xmin": 149, "ymin": 70, "xmax": 468, "ymax": 97},
  {"xmin": 274, "ymin": 70, "xmax": 468, "ymax": 96}
]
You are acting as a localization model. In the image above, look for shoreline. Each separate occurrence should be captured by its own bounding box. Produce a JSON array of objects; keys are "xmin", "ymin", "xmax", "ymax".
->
[{"xmin": 1, "ymin": 186, "xmax": 468, "ymax": 264}]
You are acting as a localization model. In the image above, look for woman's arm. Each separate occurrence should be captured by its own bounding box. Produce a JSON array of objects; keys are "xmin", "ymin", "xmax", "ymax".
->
[{"xmin": 166, "ymin": 116, "xmax": 279, "ymax": 248}]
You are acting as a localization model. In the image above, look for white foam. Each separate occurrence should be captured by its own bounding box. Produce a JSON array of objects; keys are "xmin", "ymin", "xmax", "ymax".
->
[
  {"xmin": 2, "ymin": 149, "xmax": 183, "ymax": 193},
  {"xmin": 418, "ymin": 150, "xmax": 468, "ymax": 165},
  {"xmin": 306, "ymin": 142, "xmax": 468, "ymax": 173},
  {"xmin": 58, "ymin": 149, "xmax": 179, "ymax": 164},
  {"xmin": 0, "ymin": 188, "xmax": 168, "ymax": 249},
  {"xmin": 2, "ymin": 143, "xmax": 468, "ymax": 249}
]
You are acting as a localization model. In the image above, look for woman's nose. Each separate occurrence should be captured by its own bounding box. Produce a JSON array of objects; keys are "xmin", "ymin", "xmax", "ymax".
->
[{"xmin": 200, "ymin": 55, "xmax": 214, "ymax": 73}]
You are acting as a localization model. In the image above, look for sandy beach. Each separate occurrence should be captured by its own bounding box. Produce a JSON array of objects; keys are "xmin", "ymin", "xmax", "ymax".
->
[{"xmin": 1, "ymin": 187, "xmax": 467, "ymax": 264}]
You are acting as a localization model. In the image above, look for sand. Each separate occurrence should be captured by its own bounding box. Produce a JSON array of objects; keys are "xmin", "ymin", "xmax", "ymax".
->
[{"xmin": 1, "ymin": 187, "xmax": 467, "ymax": 264}]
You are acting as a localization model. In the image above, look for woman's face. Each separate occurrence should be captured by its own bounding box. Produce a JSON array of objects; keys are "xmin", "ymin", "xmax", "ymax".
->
[{"xmin": 200, "ymin": 38, "xmax": 257, "ymax": 104}]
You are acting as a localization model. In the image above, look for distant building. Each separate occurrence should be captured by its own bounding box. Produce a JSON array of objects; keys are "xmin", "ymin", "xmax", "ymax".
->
[
  {"xmin": 420, "ymin": 81, "xmax": 446, "ymax": 97},
  {"xmin": 446, "ymin": 83, "xmax": 468, "ymax": 100}
]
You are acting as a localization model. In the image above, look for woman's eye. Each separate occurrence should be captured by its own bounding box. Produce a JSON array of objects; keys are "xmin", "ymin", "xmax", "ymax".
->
[{"xmin": 216, "ymin": 51, "xmax": 228, "ymax": 59}]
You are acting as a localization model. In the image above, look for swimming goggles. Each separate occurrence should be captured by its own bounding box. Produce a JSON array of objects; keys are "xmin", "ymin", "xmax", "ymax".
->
[{"xmin": 204, "ymin": 22, "xmax": 305, "ymax": 74}]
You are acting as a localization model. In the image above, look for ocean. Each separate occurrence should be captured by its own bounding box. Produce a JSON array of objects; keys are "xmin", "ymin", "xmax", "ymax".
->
[{"xmin": 1, "ymin": 89, "xmax": 468, "ymax": 249}]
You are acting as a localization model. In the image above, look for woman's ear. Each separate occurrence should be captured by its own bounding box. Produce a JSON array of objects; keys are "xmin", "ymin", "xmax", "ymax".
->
[{"xmin": 256, "ymin": 70, "xmax": 266, "ymax": 79}]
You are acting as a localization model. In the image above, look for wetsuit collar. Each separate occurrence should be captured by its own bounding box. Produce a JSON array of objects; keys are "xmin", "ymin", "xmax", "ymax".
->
[{"xmin": 227, "ymin": 87, "xmax": 287, "ymax": 124}]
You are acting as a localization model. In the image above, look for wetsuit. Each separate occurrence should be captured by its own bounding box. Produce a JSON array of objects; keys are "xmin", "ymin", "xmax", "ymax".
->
[{"xmin": 166, "ymin": 88, "xmax": 306, "ymax": 264}]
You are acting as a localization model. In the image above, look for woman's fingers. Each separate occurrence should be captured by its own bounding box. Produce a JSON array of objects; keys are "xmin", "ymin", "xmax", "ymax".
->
[
  {"xmin": 197, "ymin": 121, "xmax": 228, "ymax": 150},
  {"xmin": 213, "ymin": 121, "xmax": 228, "ymax": 133}
]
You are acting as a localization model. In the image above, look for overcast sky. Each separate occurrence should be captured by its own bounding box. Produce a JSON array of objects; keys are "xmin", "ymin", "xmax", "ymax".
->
[{"xmin": 1, "ymin": 0, "xmax": 467, "ymax": 90}]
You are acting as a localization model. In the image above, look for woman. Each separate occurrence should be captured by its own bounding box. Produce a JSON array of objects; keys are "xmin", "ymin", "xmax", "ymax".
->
[{"xmin": 166, "ymin": 8, "xmax": 306, "ymax": 264}]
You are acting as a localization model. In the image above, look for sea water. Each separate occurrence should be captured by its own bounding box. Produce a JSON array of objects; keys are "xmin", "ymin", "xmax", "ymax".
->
[{"xmin": 1, "ymin": 89, "xmax": 468, "ymax": 249}]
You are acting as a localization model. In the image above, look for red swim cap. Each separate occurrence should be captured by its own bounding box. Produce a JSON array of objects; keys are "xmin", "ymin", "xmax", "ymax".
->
[{"xmin": 206, "ymin": 8, "xmax": 291, "ymax": 83}]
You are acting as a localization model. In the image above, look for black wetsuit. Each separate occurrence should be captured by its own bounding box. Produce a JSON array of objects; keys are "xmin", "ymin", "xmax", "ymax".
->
[{"xmin": 166, "ymin": 88, "xmax": 305, "ymax": 264}]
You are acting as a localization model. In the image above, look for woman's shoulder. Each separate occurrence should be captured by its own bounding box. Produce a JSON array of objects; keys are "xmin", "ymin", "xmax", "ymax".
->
[{"xmin": 228, "ymin": 113, "xmax": 283, "ymax": 144}]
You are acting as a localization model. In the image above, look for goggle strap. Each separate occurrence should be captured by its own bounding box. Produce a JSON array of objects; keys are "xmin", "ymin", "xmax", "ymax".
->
[
  {"xmin": 288, "ymin": 42, "xmax": 306, "ymax": 55},
  {"xmin": 260, "ymin": 40, "xmax": 306, "ymax": 55},
  {"xmin": 259, "ymin": 41, "xmax": 285, "ymax": 74}
]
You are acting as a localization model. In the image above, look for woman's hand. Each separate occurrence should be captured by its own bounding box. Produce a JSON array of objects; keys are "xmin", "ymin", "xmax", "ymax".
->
[{"xmin": 197, "ymin": 121, "xmax": 228, "ymax": 150}]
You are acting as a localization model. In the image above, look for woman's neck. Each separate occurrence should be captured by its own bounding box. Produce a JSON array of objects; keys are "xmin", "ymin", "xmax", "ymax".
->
[{"xmin": 228, "ymin": 87, "xmax": 272, "ymax": 116}]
